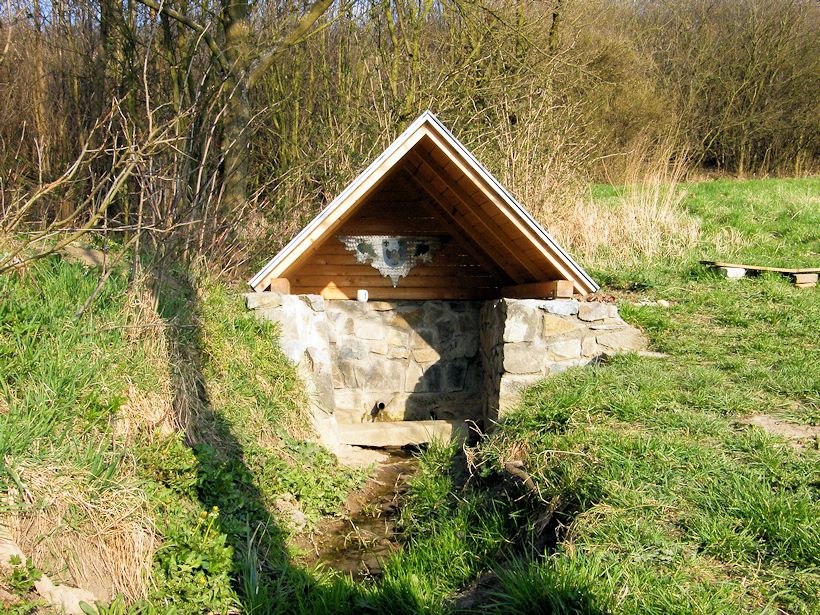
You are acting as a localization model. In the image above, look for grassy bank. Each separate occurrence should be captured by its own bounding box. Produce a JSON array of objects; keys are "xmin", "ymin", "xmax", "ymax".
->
[
  {"xmin": 0, "ymin": 257, "xmax": 365, "ymax": 612},
  {"xmin": 385, "ymin": 177, "xmax": 819, "ymax": 613},
  {"xmin": 1, "ymin": 176, "xmax": 817, "ymax": 613}
]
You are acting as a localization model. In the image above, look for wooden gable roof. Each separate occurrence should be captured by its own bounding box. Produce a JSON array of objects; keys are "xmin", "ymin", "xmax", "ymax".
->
[{"xmin": 249, "ymin": 111, "xmax": 598, "ymax": 298}]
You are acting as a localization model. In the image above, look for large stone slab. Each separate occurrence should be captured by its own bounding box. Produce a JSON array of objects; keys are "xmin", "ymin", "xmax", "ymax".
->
[
  {"xmin": 244, "ymin": 292, "xmax": 283, "ymax": 310},
  {"xmin": 503, "ymin": 342, "xmax": 545, "ymax": 374},
  {"xmin": 578, "ymin": 302, "xmax": 617, "ymax": 322},
  {"xmin": 336, "ymin": 420, "xmax": 467, "ymax": 447},
  {"xmin": 596, "ymin": 329, "xmax": 647, "ymax": 352}
]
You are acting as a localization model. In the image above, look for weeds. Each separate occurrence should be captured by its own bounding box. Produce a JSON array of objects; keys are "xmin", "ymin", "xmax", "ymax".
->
[{"xmin": 0, "ymin": 177, "xmax": 817, "ymax": 613}]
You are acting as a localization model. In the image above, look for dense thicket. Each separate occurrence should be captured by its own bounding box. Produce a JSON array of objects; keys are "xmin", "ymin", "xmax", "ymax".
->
[{"xmin": 0, "ymin": 0, "xmax": 817, "ymax": 274}]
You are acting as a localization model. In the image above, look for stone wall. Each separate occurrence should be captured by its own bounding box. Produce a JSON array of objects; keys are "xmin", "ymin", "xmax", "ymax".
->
[
  {"xmin": 325, "ymin": 300, "xmax": 483, "ymax": 424},
  {"xmin": 245, "ymin": 292, "xmax": 647, "ymax": 432},
  {"xmin": 479, "ymin": 300, "xmax": 506, "ymax": 426},
  {"xmin": 483, "ymin": 298, "xmax": 647, "ymax": 421},
  {"xmin": 245, "ymin": 292, "xmax": 336, "ymax": 421}
]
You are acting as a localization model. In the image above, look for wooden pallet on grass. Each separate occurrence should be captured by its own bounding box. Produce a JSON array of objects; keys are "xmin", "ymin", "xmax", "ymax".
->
[{"xmin": 700, "ymin": 261, "xmax": 818, "ymax": 288}]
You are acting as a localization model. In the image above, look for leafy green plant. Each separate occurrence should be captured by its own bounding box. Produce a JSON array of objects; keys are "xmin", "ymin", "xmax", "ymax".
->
[
  {"xmin": 151, "ymin": 507, "xmax": 237, "ymax": 614},
  {"xmin": 6, "ymin": 555, "xmax": 42, "ymax": 596}
]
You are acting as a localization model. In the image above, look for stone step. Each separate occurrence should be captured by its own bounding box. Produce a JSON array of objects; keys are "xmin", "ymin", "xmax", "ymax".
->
[{"xmin": 336, "ymin": 420, "xmax": 467, "ymax": 448}]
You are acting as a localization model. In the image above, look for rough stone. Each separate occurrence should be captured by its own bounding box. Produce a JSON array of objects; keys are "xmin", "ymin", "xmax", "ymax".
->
[
  {"xmin": 503, "ymin": 342, "xmax": 545, "ymax": 374},
  {"xmin": 405, "ymin": 361, "xmax": 424, "ymax": 392},
  {"xmin": 547, "ymin": 338, "xmax": 582, "ymax": 360},
  {"xmin": 388, "ymin": 345, "xmax": 410, "ymax": 359},
  {"xmin": 542, "ymin": 314, "xmax": 582, "ymax": 337},
  {"xmin": 415, "ymin": 364, "xmax": 443, "ymax": 392},
  {"xmin": 353, "ymin": 316, "xmax": 387, "ymax": 340},
  {"xmin": 446, "ymin": 361, "xmax": 468, "ymax": 391},
  {"xmin": 370, "ymin": 340, "xmax": 389, "ymax": 355},
  {"xmin": 245, "ymin": 292, "xmax": 283, "ymax": 310},
  {"xmin": 589, "ymin": 323, "xmax": 624, "ymax": 331},
  {"xmin": 355, "ymin": 358, "xmax": 405, "ymax": 391},
  {"xmin": 412, "ymin": 346, "xmax": 441, "ymax": 363},
  {"xmin": 412, "ymin": 327, "xmax": 439, "ymax": 347},
  {"xmin": 578, "ymin": 302, "xmax": 616, "ymax": 322},
  {"xmin": 596, "ymin": 329, "xmax": 647, "ymax": 352},
  {"xmin": 537, "ymin": 299, "xmax": 579, "ymax": 316},
  {"xmin": 504, "ymin": 319, "xmax": 535, "ymax": 343},
  {"xmin": 299, "ymin": 294, "xmax": 325, "ymax": 312},
  {"xmin": 336, "ymin": 359, "xmax": 359, "ymax": 388},
  {"xmin": 386, "ymin": 327, "xmax": 409, "ymax": 346},
  {"xmin": 336, "ymin": 420, "xmax": 467, "ymax": 447},
  {"xmin": 368, "ymin": 301, "xmax": 394, "ymax": 311},
  {"xmin": 503, "ymin": 302, "xmax": 541, "ymax": 343},
  {"xmin": 550, "ymin": 358, "xmax": 592, "ymax": 374},
  {"xmin": 581, "ymin": 336, "xmax": 599, "ymax": 357},
  {"xmin": 337, "ymin": 336, "xmax": 369, "ymax": 360}
]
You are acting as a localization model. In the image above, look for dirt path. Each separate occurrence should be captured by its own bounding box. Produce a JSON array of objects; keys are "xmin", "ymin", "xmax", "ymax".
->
[
  {"xmin": 739, "ymin": 414, "xmax": 820, "ymax": 449},
  {"xmin": 292, "ymin": 448, "xmax": 418, "ymax": 580}
]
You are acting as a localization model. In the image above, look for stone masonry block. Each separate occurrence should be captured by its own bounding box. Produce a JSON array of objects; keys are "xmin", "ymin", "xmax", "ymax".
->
[
  {"xmin": 581, "ymin": 336, "xmax": 599, "ymax": 357},
  {"xmin": 337, "ymin": 336, "xmax": 369, "ymax": 360},
  {"xmin": 388, "ymin": 345, "xmax": 410, "ymax": 359},
  {"xmin": 537, "ymin": 299, "xmax": 579, "ymax": 316},
  {"xmin": 546, "ymin": 338, "xmax": 582, "ymax": 361},
  {"xmin": 412, "ymin": 347, "xmax": 441, "ymax": 364},
  {"xmin": 503, "ymin": 302, "xmax": 541, "ymax": 343},
  {"xmin": 503, "ymin": 342, "xmax": 545, "ymax": 375},
  {"xmin": 245, "ymin": 292, "xmax": 282, "ymax": 310},
  {"xmin": 578, "ymin": 302, "xmax": 617, "ymax": 322},
  {"xmin": 542, "ymin": 314, "xmax": 582, "ymax": 337},
  {"xmin": 353, "ymin": 315, "xmax": 387, "ymax": 340},
  {"xmin": 596, "ymin": 329, "xmax": 647, "ymax": 352}
]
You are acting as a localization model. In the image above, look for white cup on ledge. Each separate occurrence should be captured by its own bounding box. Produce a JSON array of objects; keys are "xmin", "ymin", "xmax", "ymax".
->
[{"xmin": 356, "ymin": 289, "xmax": 368, "ymax": 303}]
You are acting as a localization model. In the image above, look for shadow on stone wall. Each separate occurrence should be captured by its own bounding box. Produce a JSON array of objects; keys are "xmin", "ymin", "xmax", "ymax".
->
[{"xmin": 326, "ymin": 300, "xmax": 487, "ymax": 425}]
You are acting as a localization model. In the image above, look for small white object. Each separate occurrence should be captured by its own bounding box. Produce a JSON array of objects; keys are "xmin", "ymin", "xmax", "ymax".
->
[
  {"xmin": 357, "ymin": 289, "xmax": 369, "ymax": 302},
  {"xmin": 721, "ymin": 267, "xmax": 746, "ymax": 280}
]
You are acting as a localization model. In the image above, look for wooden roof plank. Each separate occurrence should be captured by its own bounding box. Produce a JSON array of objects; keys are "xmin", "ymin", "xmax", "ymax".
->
[
  {"xmin": 409, "ymin": 150, "xmax": 545, "ymax": 282},
  {"xmin": 249, "ymin": 111, "xmax": 598, "ymax": 294},
  {"xmin": 420, "ymin": 128, "xmax": 587, "ymax": 293},
  {"xmin": 401, "ymin": 171, "xmax": 519, "ymax": 285}
]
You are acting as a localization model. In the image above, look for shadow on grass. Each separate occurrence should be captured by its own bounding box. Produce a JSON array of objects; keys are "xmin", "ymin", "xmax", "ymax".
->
[
  {"xmin": 150, "ymin": 262, "xmax": 443, "ymax": 614},
  {"xmin": 149, "ymin": 260, "xmax": 606, "ymax": 615}
]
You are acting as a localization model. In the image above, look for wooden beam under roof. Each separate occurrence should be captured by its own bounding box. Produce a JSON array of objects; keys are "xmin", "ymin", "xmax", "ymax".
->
[
  {"xmin": 406, "ymin": 149, "xmax": 546, "ymax": 283},
  {"xmin": 397, "ymin": 170, "xmax": 514, "ymax": 285},
  {"xmin": 418, "ymin": 129, "xmax": 584, "ymax": 292},
  {"xmin": 500, "ymin": 280, "xmax": 574, "ymax": 299}
]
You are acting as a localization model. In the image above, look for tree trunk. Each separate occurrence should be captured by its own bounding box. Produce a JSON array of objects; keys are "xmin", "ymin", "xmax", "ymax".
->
[{"xmin": 221, "ymin": 0, "xmax": 252, "ymax": 211}]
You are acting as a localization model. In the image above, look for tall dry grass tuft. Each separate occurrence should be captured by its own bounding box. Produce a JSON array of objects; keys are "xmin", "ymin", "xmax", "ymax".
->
[
  {"xmin": 3, "ymin": 462, "xmax": 156, "ymax": 602},
  {"xmin": 525, "ymin": 137, "xmax": 700, "ymax": 267}
]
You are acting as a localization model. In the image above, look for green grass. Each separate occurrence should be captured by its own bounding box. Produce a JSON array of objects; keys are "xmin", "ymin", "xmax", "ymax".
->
[
  {"xmin": 440, "ymin": 177, "xmax": 820, "ymax": 613},
  {"xmin": 0, "ymin": 255, "xmax": 364, "ymax": 613},
  {"xmin": 1, "ymin": 176, "xmax": 817, "ymax": 613}
]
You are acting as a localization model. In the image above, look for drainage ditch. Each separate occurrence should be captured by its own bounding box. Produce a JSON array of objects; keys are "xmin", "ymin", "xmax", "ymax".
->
[{"xmin": 294, "ymin": 448, "xmax": 418, "ymax": 580}]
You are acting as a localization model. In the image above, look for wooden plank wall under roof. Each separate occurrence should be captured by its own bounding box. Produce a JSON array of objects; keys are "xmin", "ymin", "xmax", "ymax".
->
[
  {"xmin": 287, "ymin": 170, "xmax": 513, "ymax": 300},
  {"xmin": 405, "ymin": 134, "xmax": 568, "ymax": 284}
]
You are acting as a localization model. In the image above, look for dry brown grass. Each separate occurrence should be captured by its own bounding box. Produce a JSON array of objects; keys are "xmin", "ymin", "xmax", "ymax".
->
[
  {"xmin": 525, "ymin": 139, "xmax": 700, "ymax": 266},
  {"xmin": 3, "ymin": 461, "xmax": 156, "ymax": 602}
]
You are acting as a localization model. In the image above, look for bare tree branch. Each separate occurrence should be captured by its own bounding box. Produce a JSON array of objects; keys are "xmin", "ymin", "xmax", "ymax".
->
[
  {"xmin": 132, "ymin": 0, "xmax": 229, "ymax": 73},
  {"xmin": 248, "ymin": 0, "xmax": 335, "ymax": 87}
]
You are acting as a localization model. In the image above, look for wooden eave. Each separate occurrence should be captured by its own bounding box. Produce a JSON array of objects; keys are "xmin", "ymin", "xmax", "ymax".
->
[{"xmin": 249, "ymin": 111, "xmax": 598, "ymax": 296}]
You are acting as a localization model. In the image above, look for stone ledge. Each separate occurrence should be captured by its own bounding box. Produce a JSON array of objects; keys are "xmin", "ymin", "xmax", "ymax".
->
[
  {"xmin": 244, "ymin": 291, "xmax": 283, "ymax": 310},
  {"xmin": 336, "ymin": 420, "xmax": 468, "ymax": 447}
]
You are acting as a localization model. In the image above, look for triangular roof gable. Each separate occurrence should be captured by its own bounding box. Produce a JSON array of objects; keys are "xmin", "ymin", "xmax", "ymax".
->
[{"xmin": 249, "ymin": 111, "xmax": 598, "ymax": 295}]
